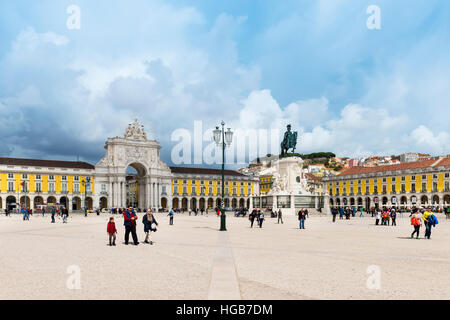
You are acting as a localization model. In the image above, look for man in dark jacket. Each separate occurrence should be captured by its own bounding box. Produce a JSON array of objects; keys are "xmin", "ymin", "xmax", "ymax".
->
[{"xmin": 123, "ymin": 207, "xmax": 139, "ymax": 245}]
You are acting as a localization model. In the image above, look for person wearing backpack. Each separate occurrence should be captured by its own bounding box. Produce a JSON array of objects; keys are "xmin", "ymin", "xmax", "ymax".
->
[
  {"xmin": 423, "ymin": 206, "xmax": 435, "ymax": 239},
  {"xmin": 410, "ymin": 208, "xmax": 422, "ymax": 239}
]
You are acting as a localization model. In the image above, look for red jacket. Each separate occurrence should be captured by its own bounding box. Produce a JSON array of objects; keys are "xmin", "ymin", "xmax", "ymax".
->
[{"xmin": 107, "ymin": 222, "xmax": 117, "ymax": 234}]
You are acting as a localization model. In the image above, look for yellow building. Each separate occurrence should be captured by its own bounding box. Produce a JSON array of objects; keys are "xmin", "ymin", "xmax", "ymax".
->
[
  {"xmin": 0, "ymin": 157, "xmax": 95, "ymax": 211},
  {"xmin": 168, "ymin": 167, "xmax": 258, "ymax": 210},
  {"xmin": 324, "ymin": 157, "xmax": 450, "ymax": 209}
]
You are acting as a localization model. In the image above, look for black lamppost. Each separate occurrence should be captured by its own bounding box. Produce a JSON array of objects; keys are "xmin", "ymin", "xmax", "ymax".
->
[
  {"xmin": 82, "ymin": 177, "xmax": 91, "ymax": 215},
  {"xmin": 213, "ymin": 121, "xmax": 233, "ymax": 231}
]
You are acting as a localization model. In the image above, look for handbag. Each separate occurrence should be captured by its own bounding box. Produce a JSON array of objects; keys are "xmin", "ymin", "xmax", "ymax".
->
[{"xmin": 151, "ymin": 222, "xmax": 157, "ymax": 231}]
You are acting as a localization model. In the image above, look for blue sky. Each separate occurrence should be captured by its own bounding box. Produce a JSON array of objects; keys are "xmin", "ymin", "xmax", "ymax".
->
[{"xmin": 0, "ymin": 0, "xmax": 449, "ymax": 166}]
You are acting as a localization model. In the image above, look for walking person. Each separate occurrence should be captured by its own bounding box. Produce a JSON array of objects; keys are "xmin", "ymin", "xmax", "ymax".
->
[
  {"xmin": 375, "ymin": 210, "xmax": 381, "ymax": 225},
  {"xmin": 142, "ymin": 209, "xmax": 158, "ymax": 245},
  {"xmin": 62, "ymin": 207, "xmax": 69, "ymax": 223},
  {"xmin": 390, "ymin": 208, "xmax": 397, "ymax": 226},
  {"xmin": 423, "ymin": 206, "xmax": 438, "ymax": 239},
  {"xmin": 107, "ymin": 217, "xmax": 117, "ymax": 246},
  {"xmin": 42, "ymin": 207, "xmax": 45, "ymax": 217},
  {"xmin": 410, "ymin": 208, "xmax": 422, "ymax": 239},
  {"xmin": 359, "ymin": 207, "xmax": 364, "ymax": 218},
  {"xmin": 51, "ymin": 207, "xmax": 56, "ymax": 223},
  {"xmin": 249, "ymin": 209, "xmax": 256, "ymax": 228},
  {"xmin": 258, "ymin": 211, "xmax": 264, "ymax": 228},
  {"xmin": 332, "ymin": 208, "xmax": 337, "ymax": 222},
  {"xmin": 277, "ymin": 209, "xmax": 283, "ymax": 224},
  {"xmin": 168, "ymin": 208, "xmax": 174, "ymax": 225},
  {"xmin": 339, "ymin": 207, "xmax": 344, "ymax": 220},
  {"xmin": 123, "ymin": 206, "xmax": 139, "ymax": 245}
]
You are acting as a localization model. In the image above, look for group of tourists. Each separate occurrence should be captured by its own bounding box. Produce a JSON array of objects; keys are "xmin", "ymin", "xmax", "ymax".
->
[
  {"xmin": 248, "ymin": 209, "xmax": 265, "ymax": 228},
  {"xmin": 410, "ymin": 206, "xmax": 439, "ymax": 239},
  {"xmin": 106, "ymin": 207, "xmax": 159, "ymax": 246},
  {"xmin": 375, "ymin": 208, "xmax": 397, "ymax": 226}
]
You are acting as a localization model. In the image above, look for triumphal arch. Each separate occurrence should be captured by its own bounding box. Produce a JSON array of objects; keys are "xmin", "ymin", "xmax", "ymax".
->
[{"xmin": 95, "ymin": 120, "xmax": 173, "ymax": 209}]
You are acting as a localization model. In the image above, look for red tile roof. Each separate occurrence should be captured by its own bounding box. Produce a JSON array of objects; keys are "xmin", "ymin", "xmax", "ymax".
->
[
  {"xmin": 0, "ymin": 157, "xmax": 95, "ymax": 169},
  {"xmin": 337, "ymin": 158, "xmax": 444, "ymax": 176},
  {"xmin": 305, "ymin": 173, "xmax": 322, "ymax": 181}
]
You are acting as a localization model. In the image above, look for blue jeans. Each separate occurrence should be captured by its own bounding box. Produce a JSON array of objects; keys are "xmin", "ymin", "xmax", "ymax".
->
[{"xmin": 299, "ymin": 219, "xmax": 305, "ymax": 229}]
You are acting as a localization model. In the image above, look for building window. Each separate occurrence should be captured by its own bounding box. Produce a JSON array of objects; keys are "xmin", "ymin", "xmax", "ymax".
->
[
  {"xmin": 445, "ymin": 182, "xmax": 450, "ymax": 191},
  {"xmin": 382, "ymin": 185, "xmax": 387, "ymax": 194},
  {"xmin": 8, "ymin": 181, "xmax": 14, "ymax": 192},
  {"xmin": 422, "ymin": 183, "xmax": 426, "ymax": 191},
  {"xmin": 402, "ymin": 176, "xmax": 406, "ymax": 181},
  {"xmin": 391, "ymin": 184, "xmax": 396, "ymax": 193},
  {"xmin": 35, "ymin": 182, "xmax": 42, "ymax": 192},
  {"xmin": 422, "ymin": 175, "xmax": 426, "ymax": 180},
  {"xmin": 49, "ymin": 182, "xmax": 55, "ymax": 193},
  {"xmin": 445, "ymin": 173, "xmax": 449, "ymax": 178},
  {"xmin": 22, "ymin": 174, "xmax": 28, "ymax": 179},
  {"xmin": 161, "ymin": 186, "xmax": 166, "ymax": 194},
  {"xmin": 62, "ymin": 176, "xmax": 67, "ymax": 181},
  {"xmin": 62, "ymin": 183, "xmax": 68, "ymax": 193},
  {"xmin": 49, "ymin": 175, "xmax": 55, "ymax": 180},
  {"xmin": 36, "ymin": 174, "xmax": 41, "ymax": 180},
  {"xmin": 401, "ymin": 184, "xmax": 406, "ymax": 193},
  {"xmin": 412, "ymin": 176, "xmax": 416, "ymax": 181},
  {"xmin": 8, "ymin": 173, "xmax": 14, "ymax": 179},
  {"xmin": 74, "ymin": 176, "xmax": 79, "ymax": 181},
  {"xmin": 411, "ymin": 183, "xmax": 416, "ymax": 192},
  {"xmin": 74, "ymin": 184, "xmax": 80, "ymax": 193}
]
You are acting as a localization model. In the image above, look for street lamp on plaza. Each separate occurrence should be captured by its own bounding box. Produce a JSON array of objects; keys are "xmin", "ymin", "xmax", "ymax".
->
[
  {"xmin": 82, "ymin": 177, "xmax": 91, "ymax": 215},
  {"xmin": 213, "ymin": 121, "xmax": 233, "ymax": 231}
]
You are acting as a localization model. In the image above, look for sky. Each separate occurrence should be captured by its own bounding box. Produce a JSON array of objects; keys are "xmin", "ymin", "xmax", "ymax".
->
[{"xmin": 0, "ymin": 0, "xmax": 449, "ymax": 167}]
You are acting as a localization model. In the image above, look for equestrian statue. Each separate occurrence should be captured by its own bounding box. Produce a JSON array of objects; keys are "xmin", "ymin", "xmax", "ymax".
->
[{"xmin": 280, "ymin": 124, "xmax": 298, "ymax": 156}]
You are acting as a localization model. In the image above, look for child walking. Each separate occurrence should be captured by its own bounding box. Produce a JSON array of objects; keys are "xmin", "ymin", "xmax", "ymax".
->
[{"xmin": 107, "ymin": 217, "xmax": 117, "ymax": 246}]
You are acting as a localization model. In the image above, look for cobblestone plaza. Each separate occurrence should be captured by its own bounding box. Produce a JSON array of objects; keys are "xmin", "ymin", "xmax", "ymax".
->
[{"xmin": 1, "ymin": 212, "xmax": 449, "ymax": 300}]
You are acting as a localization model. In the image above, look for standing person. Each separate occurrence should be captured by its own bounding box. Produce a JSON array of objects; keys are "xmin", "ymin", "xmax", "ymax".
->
[
  {"xmin": 410, "ymin": 208, "xmax": 422, "ymax": 239},
  {"xmin": 123, "ymin": 206, "xmax": 139, "ymax": 245},
  {"xmin": 332, "ymin": 208, "xmax": 337, "ymax": 222},
  {"xmin": 390, "ymin": 208, "xmax": 397, "ymax": 226},
  {"xmin": 359, "ymin": 207, "xmax": 364, "ymax": 218},
  {"xmin": 62, "ymin": 207, "xmax": 68, "ymax": 223},
  {"xmin": 277, "ymin": 209, "xmax": 283, "ymax": 224},
  {"xmin": 51, "ymin": 207, "xmax": 56, "ymax": 223},
  {"xmin": 375, "ymin": 210, "xmax": 381, "ymax": 225},
  {"xmin": 168, "ymin": 208, "xmax": 174, "ymax": 225},
  {"xmin": 142, "ymin": 209, "xmax": 158, "ymax": 245},
  {"xmin": 249, "ymin": 210, "xmax": 256, "ymax": 228},
  {"xmin": 259, "ymin": 211, "xmax": 264, "ymax": 228},
  {"xmin": 42, "ymin": 207, "xmax": 45, "ymax": 217},
  {"xmin": 339, "ymin": 207, "xmax": 344, "ymax": 220},
  {"xmin": 107, "ymin": 217, "xmax": 117, "ymax": 246},
  {"xmin": 298, "ymin": 209, "xmax": 306, "ymax": 229}
]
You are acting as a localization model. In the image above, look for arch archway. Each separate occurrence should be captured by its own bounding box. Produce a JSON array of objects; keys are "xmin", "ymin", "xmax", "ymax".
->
[
  {"xmin": 190, "ymin": 198, "xmax": 197, "ymax": 210},
  {"xmin": 382, "ymin": 197, "xmax": 388, "ymax": 206},
  {"xmin": 421, "ymin": 195, "xmax": 429, "ymax": 205},
  {"xmin": 231, "ymin": 198, "xmax": 237, "ymax": 209},
  {"xmin": 207, "ymin": 198, "xmax": 214, "ymax": 209},
  {"xmin": 199, "ymin": 198, "xmax": 205, "ymax": 210},
  {"xmin": 6, "ymin": 196, "xmax": 17, "ymax": 210},
  {"xmin": 86, "ymin": 197, "xmax": 93, "ymax": 210},
  {"xmin": 216, "ymin": 198, "xmax": 221, "ymax": 208},
  {"xmin": 47, "ymin": 196, "xmax": 57, "ymax": 204},
  {"xmin": 172, "ymin": 198, "xmax": 179, "ymax": 209},
  {"xmin": 350, "ymin": 198, "xmax": 355, "ymax": 206},
  {"xmin": 126, "ymin": 162, "xmax": 147, "ymax": 209},
  {"xmin": 224, "ymin": 198, "xmax": 230, "ymax": 208},
  {"xmin": 100, "ymin": 197, "xmax": 108, "ymax": 209},
  {"xmin": 182, "ymin": 198, "xmax": 188, "ymax": 210},
  {"xmin": 34, "ymin": 196, "xmax": 44, "ymax": 209},
  {"xmin": 336, "ymin": 198, "xmax": 341, "ymax": 206},
  {"xmin": 72, "ymin": 197, "xmax": 81, "ymax": 211},
  {"xmin": 400, "ymin": 196, "xmax": 408, "ymax": 205},
  {"xmin": 357, "ymin": 197, "xmax": 363, "ymax": 207},
  {"xmin": 444, "ymin": 195, "xmax": 450, "ymax": 205},
  {"xmin": 247, "ymin": 198, "xmax": 250, "ymax": 209},
  {"xmin": 0, "ymin": 197, "xmax": 2, "ymax": 209},
  {"xmin": 60, "ymin": 196, "xmax": 69, "ymax": 210},
  {"xmin": 239, "ymin": 198, "xmax": 245, "ymax": 208},
  {"xmin": 432, "ymin": 195, "xmax": 440, "ymax": 205},
  {"xmin": 330, "ymin": 198, "xmax": 334, "ymax": 207},
  {"xmin": 20, "ymin": 196, "xmax": 31, "ymax": 208},
  {"xmin": 161, "ymin": 197, "xmax": 168, "ymax": 209},
  {"xmin": 343, "ymin": 198, "xmax": 348, "ymax": 206}
]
